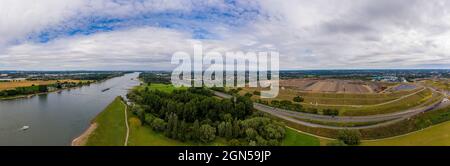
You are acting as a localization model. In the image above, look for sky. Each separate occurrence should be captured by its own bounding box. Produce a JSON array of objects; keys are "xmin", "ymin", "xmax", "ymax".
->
[{"xmin": 0, "ymin": 0, "xmax": 449, "ymax": 70}]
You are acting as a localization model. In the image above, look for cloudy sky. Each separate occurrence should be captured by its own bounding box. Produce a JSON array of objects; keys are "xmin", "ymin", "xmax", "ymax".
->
[{"xmin": 0, "ymin": 0, "xmax": 449, "ymax": 70}]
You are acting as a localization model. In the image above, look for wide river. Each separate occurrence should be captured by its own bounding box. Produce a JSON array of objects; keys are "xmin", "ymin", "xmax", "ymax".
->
[{"xmin": 0, "ymin": 72, "xmax": 140, "ymax": 145}]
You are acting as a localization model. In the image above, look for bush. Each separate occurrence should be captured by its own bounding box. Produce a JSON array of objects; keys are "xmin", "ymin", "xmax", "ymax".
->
[
  {"xmin": 199, "ymin": 124, "xmax": 216, "ymax": 143},
  {"xmin": 305, "ymin": 108, "xmax": 318, "ymax": 114},
  {"xmin": 323, "ymin": 109, "xmax": 339, "ymax": 116},
  {"xmin": 337, "ymin": 130, "xmax": 361, "ymax": 145},
  {"xmin": 293, "ymin": 96, "xmax": 304, "ymax": 102},
  {"xmin": 129, "ymin": 117, "xmax": 142, "ymax": 127},
  {"xmin": 244, "ymin": 92, "xmax": 253, "ymax": 98},
  {"xmin": 151, "ymin": 118, "xmax": 166, "ymax": 132},
  {"xmin": 144, "ymin": 113, "xmax": 155, "ymax": 125}
]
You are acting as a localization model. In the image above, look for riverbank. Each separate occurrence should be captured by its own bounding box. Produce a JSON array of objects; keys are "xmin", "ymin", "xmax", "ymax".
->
[
  {"xmin": 72, "ymin": 97, "xmax": 127, "ymax": 146},
  {"xmin": 0, "ymin": 73, "xmax": 140, "ymax": 145},
  {"xmin": 0, "ymin": 85, "xmax": 88, "ymax": 100},
  {"xmin": 0, "ymin": 74, "xmax": 127, "ymax": 101},
  {"xmin": 71, "ymin": 123, "xmax": 98, "ymax": 146}
]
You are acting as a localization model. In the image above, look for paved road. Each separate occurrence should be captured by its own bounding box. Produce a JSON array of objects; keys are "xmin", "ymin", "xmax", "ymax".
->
[{"xmin": 213, "ymin": 91, "xmax": 450, "ymax": 129}]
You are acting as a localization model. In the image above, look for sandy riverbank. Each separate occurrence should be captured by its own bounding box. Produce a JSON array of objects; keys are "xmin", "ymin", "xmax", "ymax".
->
[{"xmin": 71, "ymin": 123, "xmax": 97, "ymax": 146}]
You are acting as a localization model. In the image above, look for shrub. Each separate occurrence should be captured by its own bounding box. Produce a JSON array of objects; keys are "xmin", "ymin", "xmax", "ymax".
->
[
  {"xmin": 199, "ymin": 124, "xmax": 216, "ymax": 143},
  {"xmin": 323, "ymin": 109, "xmax": 339, "ymax": 116},
  {"xmin": 337, "ymin": 130, "xmax": 361, "ymax": 145},
  {"xmin": 151, "ymin": 118, "xmax": 166, "ymax": 132},
  {"xmin": 293, "ymin": 96, "xmax": 304, "ymax": 102}
]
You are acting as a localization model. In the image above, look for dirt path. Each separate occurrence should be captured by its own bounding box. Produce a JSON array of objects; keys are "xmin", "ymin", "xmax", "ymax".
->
[
  {"xmin": 121, "ymin": 100, "xmax": 129, "ymax": 146},
  {"xmin": 71, "ymin": 123, "xmax": 98, "ymax": 146}
]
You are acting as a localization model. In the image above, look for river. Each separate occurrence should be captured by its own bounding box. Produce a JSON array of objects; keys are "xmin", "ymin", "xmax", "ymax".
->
[{"xmin": 0, "ymin": 72, "xmax": 140, "ymax": 145}]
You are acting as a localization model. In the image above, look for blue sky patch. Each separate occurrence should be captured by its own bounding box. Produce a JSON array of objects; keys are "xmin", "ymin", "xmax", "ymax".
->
[{"xmin": 27, "ymin": 0, "xmax": 262, "ymax": 43}]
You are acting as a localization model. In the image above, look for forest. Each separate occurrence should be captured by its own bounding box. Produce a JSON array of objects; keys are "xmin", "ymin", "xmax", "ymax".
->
[{"xmin": 127, "ymin": 87, "xmax": 286, "ymax": 146}]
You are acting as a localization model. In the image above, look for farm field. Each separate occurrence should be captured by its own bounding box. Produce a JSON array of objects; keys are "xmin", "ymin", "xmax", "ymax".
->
[
  {"xmin": 362, "ymin": 121, "xmax": 450, "ymax": 146},
  {"xmin": 240, "ymin": 86, "xmax": 422, "ymax": 106},
  {"xmin": 280, "ymin": 79, "xmax": 389, "ymax": 93},
  {"xmin": 240, "ymin": 84, "xmax": 436, "ymax": 116},
  {"xmin": 0, "ymin": 79, "xmax": 84, "ymax": 91}
]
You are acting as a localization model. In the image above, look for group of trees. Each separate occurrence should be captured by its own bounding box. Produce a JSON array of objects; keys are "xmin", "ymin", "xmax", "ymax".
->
[
  {"xmin": 322, "ymin": 109, "xmax": 339, "ymax": 116},
  {"xmin": 0, "ymin": 85, "xmax": 48, "ymax": 97},
  {"xmin": 0, "ymin": 81, "xmax": 92, "ymax": 98},
  {"xmin": 139, "ymin": 72, "xmax": 171, "ymax": 84},
  {"xmin": 128, "ymin": 87, "xmax": 286, "ymax": 145},
  {"xmin": 293, "ymin": 96, "xmax": 304, "ymax": 102},
  {"xmin": 328, "ymin": 130, "xmax": 361, "ymax": 146}
]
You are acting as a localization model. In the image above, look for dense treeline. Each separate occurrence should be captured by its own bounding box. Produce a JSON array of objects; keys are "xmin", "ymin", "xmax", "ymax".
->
[
  {"xmin": 27, "ymin": 73, "xmax": 126, "ymax": 81},
  {"xmin": 0, "ymin": 81, "xmax": 91, "ymax": 98},
  {"xmin": 127, "ymin": 87, "xmax": 286, "ymax": 145},
  {"xmin": 139, "ymin": 72, "xmax": 171, "ymax": 84},
  {"xmin": 0, "ymin": 85, "xmax": 48, "ymax": 97},
  {"xmin": 67, "ymin": 73, "xmax": 126, "ymax": 81}
]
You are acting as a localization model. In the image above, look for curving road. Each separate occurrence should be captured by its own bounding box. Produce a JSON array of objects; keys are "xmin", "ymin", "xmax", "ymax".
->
[{"xmin": 213, "ymin": 90, "xmax": 450, "ymax": 129}]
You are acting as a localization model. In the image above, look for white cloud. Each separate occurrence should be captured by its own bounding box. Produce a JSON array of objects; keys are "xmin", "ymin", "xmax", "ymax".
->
[
  {"xmin": 1, "ymin": 27, "xmax": 197, "ymax": 70},
  {"xmin": 0, "ymin": 0, "xmax": 85, "ymax": 45},
  {"xmin": 1, "ymin": 0, "xmax": 450, "ymax": 70}
]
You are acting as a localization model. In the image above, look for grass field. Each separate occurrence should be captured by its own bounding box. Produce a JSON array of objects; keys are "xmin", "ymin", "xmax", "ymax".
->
[
  {"xmin": 135, "ymin": 83, "xmax": 185, "ymax": 93},
  {"xmin": 341, "ymin": 88, "xmax": 437, "ymax": 116},
  {"xmin": 127, "ymin": 116, "xmax": 190, "ymax": 146},
  {"xmin": 242, "ymin": 86, "xmax": 438, "ymax": 116},
  {"xmin": 127, "ymin": 113, "xmax": 227, "ymax": 146},
  {"xmin": 240, "ymin": 86, "xmax": 422, "ymax": 106},
  {"xmin": 84, "ymin": 97, "xmax": 127, "ymax": 146},
  {"xmin": 0, "ymin": 79, "xmax": 84, "ymax": 91},
  {"xmin": 362, "ymin": 121, "xmax": 450, "ymax": 146},
  {"xmin": 281, "ymin": 128, "xmax": 321, "ymax": 146},
  {"xmin": 422, "ymin": 79, "xmax": 449, "ymax": 91}
]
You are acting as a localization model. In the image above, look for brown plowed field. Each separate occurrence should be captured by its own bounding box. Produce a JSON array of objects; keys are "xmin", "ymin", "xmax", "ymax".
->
[{"xmin": 280, "ymin": 79, "xmax": 379, "ymax": 94}]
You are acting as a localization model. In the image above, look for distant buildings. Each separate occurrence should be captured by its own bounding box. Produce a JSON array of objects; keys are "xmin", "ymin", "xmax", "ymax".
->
[{"xmin": 372, "ymin": 75, "xmax": 401, "ymax": 82}]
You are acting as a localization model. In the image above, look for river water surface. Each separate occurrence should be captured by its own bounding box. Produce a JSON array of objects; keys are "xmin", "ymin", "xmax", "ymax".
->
[{"xmin": 0, "ymin": 72, "xmax": 140, "ymax": 145}]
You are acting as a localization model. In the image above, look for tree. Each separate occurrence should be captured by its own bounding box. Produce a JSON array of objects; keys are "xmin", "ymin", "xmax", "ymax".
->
[
  {"xmin": 178, "ymin": 120, "xmax": 188, "ymax": 141},
  {"xmin": 218, "ymin": 122, "xmax": 226, "ymax": 137},
  {"xmin": 232, "ymin": 120, "xmax": 241, "ymax": 138},
  {"xmin": 244, "ymin": 92, "xmax": 253, "ymax": 98},
  {"xmin": 38, "ymin": 85, "xmax": 48, "ymax": 92},
  {"xmin": 337, "ymin": 130, "xmax": 361, "ymax": 145},
  {"xmin": 224, "ymin": 122, "xmax": 233, "ymax": 139},
  {"xmin": 151, "ymin": 118, "xmax": 166, "ymax": 132},
  {"xmin": 144, "ymin": 113, "xmax": 155, "ymax": 125},
  {"xmin": 293, "ymin": 96, "xmax": 304, "ymax": 102},
  {"xmin": 245, "ymin": 128, "xmax": 258, "ymax": 141},
  {"xmin": 166, "ymin": 113, "xmax": 179, "ymax": 138},
  {"xmin": 199, "ymin": 124, "xmax": 216, "ymax": 143},
  {"xmin": 323, "ymin": 109, "xmax": 339, "ymax": 116},
  {"xmin": 192, "ymin": 120, "xmax": 200, "ymax": 140}
]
